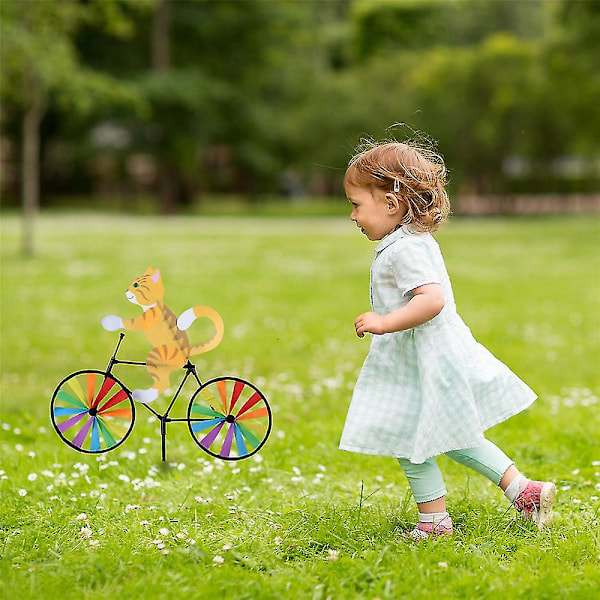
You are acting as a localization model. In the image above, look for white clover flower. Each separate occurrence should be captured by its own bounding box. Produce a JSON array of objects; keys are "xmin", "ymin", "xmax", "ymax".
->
[
  {"xmin": 156, "ymin": 543, "xmax": 166, "ymax": 550},
  {"xmin": 18, "ymin": 489, "xmax": 27, "ymax": 497},
  {"xmin": 13, "ymin": 427, "xmax": 22, "ymax": 435},
  {"xmin": 80, "ymin": 527, "xmax": 93, "ymax": 538},
  {"xmin": 213, "ymin": 555, "xmax": 224, "ymax": 565},
  {"xmin": 162, "ymin": 549, "xmax": 170, "ymax": 555},
  {"xmin": 438, "ymin": 562, "xmax": 449, "ymax": 570},
  {"xmin": 118, "ymin": 474, "xmax": 130, "ymax": 483},
  {"xmin": 28, "ymin": 451, "xmax": 36, "ymax": 458},
  {"xmin": 222, "ymin": 543, "xmax": 232, "ymax": 551},
  {"xmin": 140, "ymin": 520, "xmax": 150, "ymax": 527},
  {"xmin": 326, "ymin": 549, "xmax": 339, "ymax": 561},
  {"xmin": 274, "ymin": 536, "xmax": 283, "ymax": 545},
  {"xmin": 176, "ymin": 532, "xmax": 186, "ymax": 540},
  {"xmin": 76, "ymin": 513, "xmax": 88, "ymax": 521},
  {"xmin": 15, "ymin": 444, "xmax": 24, "ymax": 452},
  {"xmin": 138, "ymin": 448, "xmax": 148, "ymax": 455},
  {"xmin": 159, "ymin": 528, "xmax": 170, "ymax": 537},
  {"xmin": 187, "ymin": 538, "xmax": 196, "ymax": 545},
  {"xmin": 89, "ymin": 539, "xmax": 100, "ymax": 548},
  {"xmin": 27, "ymin": 473, "xmax": 38, "ymax": 481}
]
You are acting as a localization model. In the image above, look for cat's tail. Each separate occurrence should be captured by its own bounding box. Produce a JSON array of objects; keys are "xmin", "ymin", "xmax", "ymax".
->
[{"xmin": 177, "ymin": 306, "xmax": 224, "ymax": 356}]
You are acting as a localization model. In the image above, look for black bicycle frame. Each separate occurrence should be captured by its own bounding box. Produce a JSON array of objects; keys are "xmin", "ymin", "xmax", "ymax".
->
[{"xmin": 105, "ymin": 333, "xmax": 205, "ymax": 462}]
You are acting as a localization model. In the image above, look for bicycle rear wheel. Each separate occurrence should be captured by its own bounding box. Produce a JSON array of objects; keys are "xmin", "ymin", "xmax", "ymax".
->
[
  {"xmin": 188, "ymin": 377, "xmax": 272, "ymax": 460},
  {"xmin": 50, "ymin": 370, "xmax": 135, "ymax": 453}
]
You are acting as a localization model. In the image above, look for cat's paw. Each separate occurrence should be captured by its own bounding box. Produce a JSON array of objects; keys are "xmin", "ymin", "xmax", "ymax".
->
[
  {"xmin": 102, "ymin": 315, "xmax": 124, "ymax": 331},
  {"xmin": 177, "ymin": 308, "xmax": 196, "ymax": 331},
  {"xmin": 132, "ymin": 388, "xmax": 159, "ymax": 404}
]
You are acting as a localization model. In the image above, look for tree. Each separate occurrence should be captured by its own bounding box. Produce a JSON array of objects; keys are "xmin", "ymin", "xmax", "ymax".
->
[{"xmin": 0, "ymin": 0, "xmax": 145, "ymax": 255}]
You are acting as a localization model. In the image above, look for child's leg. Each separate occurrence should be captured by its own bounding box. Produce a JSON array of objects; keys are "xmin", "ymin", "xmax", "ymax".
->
[
  {"xmin": 397, "ymin": 457, "xmax": 453, "ymax": 538},
  {"xmin": 397, "ymin": 457, "xmax": 447, "ymax": 507},
  {"xmin": 446, "ymin": 439, "xmax": 556, "ymax": 529},
  {"xmin": 445, "ymin": 439, "xmax": 515, "ymax": 487}
]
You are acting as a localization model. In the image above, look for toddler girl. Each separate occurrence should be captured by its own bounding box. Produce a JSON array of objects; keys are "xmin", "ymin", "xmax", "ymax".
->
[{"xmin": 339, "ymin": 139, "xmax": 556, "ymax": 539}]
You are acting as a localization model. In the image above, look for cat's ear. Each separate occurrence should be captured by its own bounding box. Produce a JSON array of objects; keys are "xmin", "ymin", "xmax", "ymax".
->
[
  {"xmin": 151, "ymin": 268, "xmax": 161, "ymax": 284},
  {"xmin": 144, "ymin": 266, "xmax": 153, "ymax": 275}
]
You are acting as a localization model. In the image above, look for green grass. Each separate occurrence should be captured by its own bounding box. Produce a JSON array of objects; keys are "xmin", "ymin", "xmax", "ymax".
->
[{"xmin": 1, "ymin": 213, "xmax": 599, "ymax": 599}]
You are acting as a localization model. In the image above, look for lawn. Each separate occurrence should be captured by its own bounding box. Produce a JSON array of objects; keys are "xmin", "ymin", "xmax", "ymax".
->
[{"xmin": 1, "ymin": 212, "xmax": 599, "ymax": 599}]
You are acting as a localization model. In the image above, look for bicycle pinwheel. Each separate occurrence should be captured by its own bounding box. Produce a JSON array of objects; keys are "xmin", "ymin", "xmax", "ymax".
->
[
  {"xmin": 188, "ymin": 377, "xmax": 272, "ymax": 460},
  {"xmin": 51, "ymin": 370, "xmax": 135, "ymax": 453},
  {"xmin": 50, "ymin": 334, "xmax": 271, "ymax": 461}
]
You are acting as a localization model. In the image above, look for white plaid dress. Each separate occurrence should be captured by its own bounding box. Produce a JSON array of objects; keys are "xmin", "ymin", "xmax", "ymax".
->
[{"xmin": 339, "ymin": 226, "xmax": 536, "ymax": 464}]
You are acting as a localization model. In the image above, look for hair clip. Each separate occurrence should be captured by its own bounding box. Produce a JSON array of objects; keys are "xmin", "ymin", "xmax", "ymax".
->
[{"xmin": 393, "ymin": 178, "xmax": 400, "ymax": 193}]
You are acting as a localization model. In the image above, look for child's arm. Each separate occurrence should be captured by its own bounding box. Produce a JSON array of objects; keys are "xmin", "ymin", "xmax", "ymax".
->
[{"xmin": 355, "ymin": 284, "xmax": 444, "ymax": 337}]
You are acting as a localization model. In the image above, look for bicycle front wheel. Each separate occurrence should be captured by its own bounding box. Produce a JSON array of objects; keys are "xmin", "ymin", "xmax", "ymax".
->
[
  {"xmin": 50, "ymin": 370, "xmax": 135, "ymax": 454},
  {"xmin": 188, "ymin": 377, "xmax": 272, "ymax": 460}
]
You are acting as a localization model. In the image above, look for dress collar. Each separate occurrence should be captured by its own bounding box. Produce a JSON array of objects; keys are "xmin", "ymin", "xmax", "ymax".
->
[{"xmin": 374, "ymin": 225, "xmax": 415, "ymax": 253}]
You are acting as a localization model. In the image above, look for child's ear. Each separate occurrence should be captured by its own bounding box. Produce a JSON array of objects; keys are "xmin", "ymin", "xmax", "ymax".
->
[{"xmin": 385, "ymin": 192, "xmax": 402, "ymax": 214}]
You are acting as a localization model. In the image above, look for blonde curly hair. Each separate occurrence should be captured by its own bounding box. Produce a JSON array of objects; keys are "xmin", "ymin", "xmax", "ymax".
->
[{"xmin": 345, "ymin": 139, "xmax": 450, "ymax": 232}]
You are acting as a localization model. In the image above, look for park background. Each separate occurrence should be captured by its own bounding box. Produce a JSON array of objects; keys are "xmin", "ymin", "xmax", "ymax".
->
[{"xmin": 1, "ymin": 1, "xmax": 599, "ymax": 598}]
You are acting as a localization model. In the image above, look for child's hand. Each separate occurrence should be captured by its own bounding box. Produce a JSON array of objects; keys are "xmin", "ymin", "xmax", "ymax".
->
[
  {"xmin": 355, "ymin": 312, "xmax": 385, "ymax": 338},
  {"xmin": 102, "ymin": 315, "xmax": 124, "ymax": 331}
]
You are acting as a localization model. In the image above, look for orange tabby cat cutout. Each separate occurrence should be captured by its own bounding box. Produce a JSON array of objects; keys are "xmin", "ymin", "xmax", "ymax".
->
[{"xmin": 101, "ymin": 267, "xmax": 224, "ymax": 404}]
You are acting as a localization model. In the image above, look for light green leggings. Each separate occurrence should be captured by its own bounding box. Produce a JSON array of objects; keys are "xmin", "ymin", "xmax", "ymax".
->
[{"xmin": 397, "ymin": 439, "xmax": 514, "ymax": 503}]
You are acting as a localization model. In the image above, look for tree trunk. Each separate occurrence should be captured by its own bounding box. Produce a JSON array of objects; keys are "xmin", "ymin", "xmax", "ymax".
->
[
  {"xmin": 152, "ymin": 0, "xmax": 171, "ymax": 72},
  {"xmin": 152, "ymin": 0, "xmax": 178, "ymax": 214},
  {"xmin": 21, "ymin": 72, "xmax": 46, "ymax": 257}
]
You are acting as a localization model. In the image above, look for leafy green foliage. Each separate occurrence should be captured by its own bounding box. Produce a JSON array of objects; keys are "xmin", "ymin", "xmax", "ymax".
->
[{"xmin": 1, "ymin": 0, "xmax": 598, "ymax": 207}]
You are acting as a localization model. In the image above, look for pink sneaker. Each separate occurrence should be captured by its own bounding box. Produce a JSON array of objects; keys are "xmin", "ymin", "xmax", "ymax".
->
[
  {"xmin": 407, "ymin": 516, "xmax": 453, "ymax": 540},
  {"xmin": 514, "ymin": 480, "xmax": 557, "ymax": 530}
]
